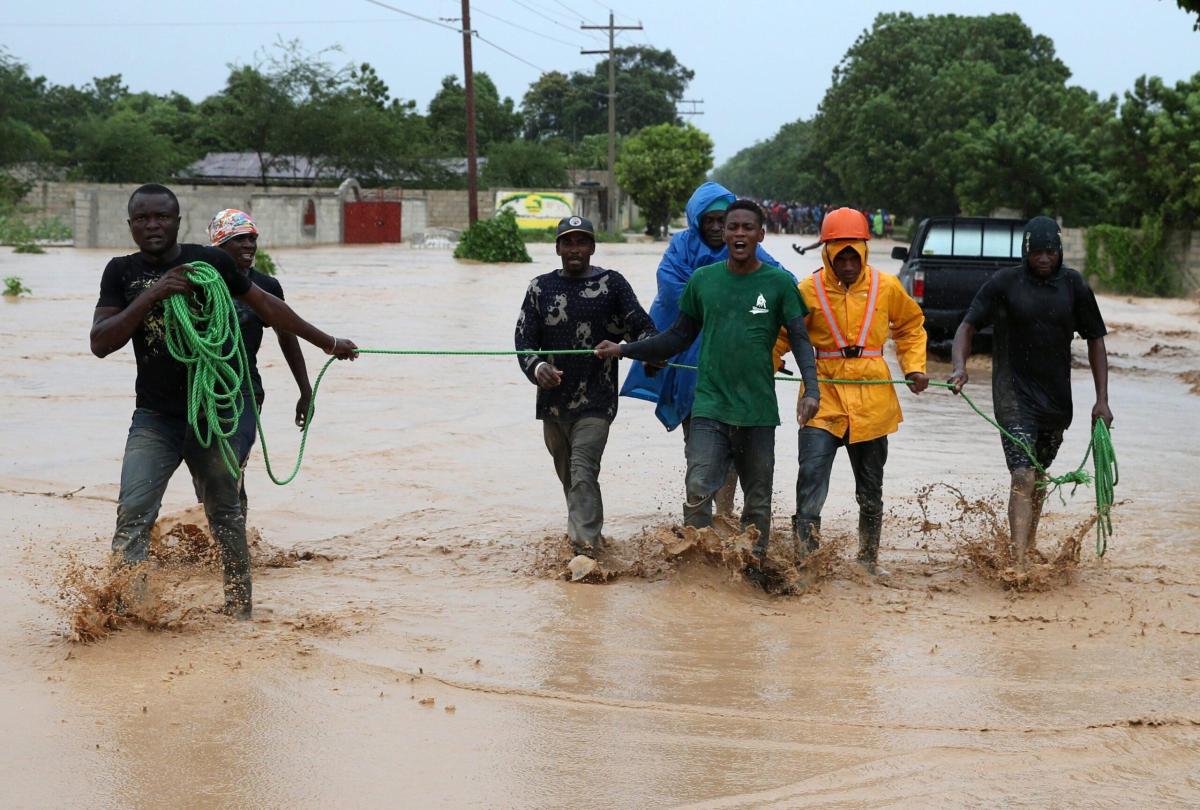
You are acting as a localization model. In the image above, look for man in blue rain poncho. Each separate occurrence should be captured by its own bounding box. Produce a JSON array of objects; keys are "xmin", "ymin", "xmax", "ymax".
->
[{"xmin": 620, "ymin": 181, "xmax": 790, "ymax": 514}]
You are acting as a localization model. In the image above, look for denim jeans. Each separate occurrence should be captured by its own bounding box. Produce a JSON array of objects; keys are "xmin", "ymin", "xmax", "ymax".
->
[
  {"xmin": 543, "ymin": 417, "xmax": 611, "ymax": 554},
  {"xmin": 193, "ymin": 396, "xmax": 258, "ymax": 517},
  {"xmin": 795, "ymin": 427, "xmax": 888, "ymax": 523},
  {"xmin": 683, "ymin": 417, "xmax": 776, "ymax": 554},
  {"xmin": 113, "ymin": 408, "xmax": 251, "ymax": 608}
]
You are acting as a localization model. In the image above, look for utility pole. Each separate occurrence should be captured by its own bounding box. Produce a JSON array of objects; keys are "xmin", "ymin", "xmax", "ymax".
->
[
  {"xmin": 678, "ymin": 99, "xmax": 705, "ymax": 117},
  {"xmin": 582, "ymin": 13, "xmax": 642, "ymax": 235},
  {"xmin": 461, "ymin": 0, "xmax": 479, "ymax": 225}
]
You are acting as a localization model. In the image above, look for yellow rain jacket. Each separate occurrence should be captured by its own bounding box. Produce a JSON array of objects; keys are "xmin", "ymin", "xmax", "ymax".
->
[{"xmin": 774, "ymin": 239, "xmax": 926, "ymax": 443}]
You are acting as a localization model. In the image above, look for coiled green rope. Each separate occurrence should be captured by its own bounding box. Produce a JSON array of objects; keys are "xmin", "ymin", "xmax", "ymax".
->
[
  {"xmin": 162, "ymin": 261, "xmax": 249, "ymax": 479},
  {"xmin": 163, "ymin": 263, "xmax": 1117, "ymax": 553}
]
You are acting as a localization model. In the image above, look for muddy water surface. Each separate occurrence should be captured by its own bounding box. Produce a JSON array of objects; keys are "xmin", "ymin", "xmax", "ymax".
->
[{"xmin": 2, "ymin": 237, "xmax": 1198, "ymax": 807}]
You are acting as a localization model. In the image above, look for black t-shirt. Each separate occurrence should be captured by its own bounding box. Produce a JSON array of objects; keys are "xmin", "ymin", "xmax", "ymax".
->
[
  {"xmin": 236, "ymin": 269, "xmax": 284, "ymax": 402},
  {"xmin": 96, "ymin": 244, "xmax": 252, "ymax": 418},
  {"xmin": 964, "ymin": 263, "xmax": 1107, "ymax": 430}
]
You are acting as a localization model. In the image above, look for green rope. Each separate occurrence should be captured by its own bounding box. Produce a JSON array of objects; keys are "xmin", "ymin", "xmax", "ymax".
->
[
  {"xmin": 162, "ymin": 261, "xmax": 249, "ymax": 479},
  {"xmin": 163, "ymin": 266, "xmax": 1116, "ymax": 552}
]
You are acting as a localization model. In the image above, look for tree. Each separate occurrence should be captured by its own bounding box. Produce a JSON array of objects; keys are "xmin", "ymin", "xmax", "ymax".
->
[
  {"xmin": 520, "ymin": 46, "xmax": 693, "ymax": 143},
  {"xmin": 428, "ymin": 72, "xmax": 521, "ymax": 154},
  {"xmin": 0, "ymin": 53, "xmax": 53, "ymax": 175},
  {"xmin": 616, "ymin": 124, "xmax": 712, "ymax": 235},
  {"xmin": 71, "ymin": 109, "xmax": 188, "ymax": 182},
  {"xmin": 712, "ymin": 119, "xmax": 822, "ymax": 200},
  {"xmin": 1112, "ymin": 73, "xmax": 1200, "ymax": 226},
  {"xmin": 808, "ymin": 13, "xmax": 1106, "ymax": 218},
  {"xmin": 1176, "ymin": 0, "xmax": 1200, "ymax": 30},
  {"xmin": 482, "ymin": 140, "xmax": 567, "ymax": 188}
]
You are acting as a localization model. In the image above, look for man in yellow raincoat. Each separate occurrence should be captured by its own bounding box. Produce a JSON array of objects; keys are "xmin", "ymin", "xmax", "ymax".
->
[{"xmin": 774, "ymin": 208, "xmax": 928, "ymax": 576}]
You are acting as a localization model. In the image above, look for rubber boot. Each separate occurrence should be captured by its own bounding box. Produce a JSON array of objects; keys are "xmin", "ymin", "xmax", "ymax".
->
[
  {"xmin": 791, "ymin": 516, "xmax": 820, "ymax": 564},
  {"xmin": 855, "ymin": 511, "xmax": 888, "ymax": 578},
  {"xmin": 222, "ymin": 576, "xmax": 253, "ymax": 620}
]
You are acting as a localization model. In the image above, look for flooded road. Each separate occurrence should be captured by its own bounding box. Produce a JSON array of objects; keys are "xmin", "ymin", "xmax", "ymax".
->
[{"xmin": 2, "ymin": 236, "xmax": 1198, "ymax": 807}]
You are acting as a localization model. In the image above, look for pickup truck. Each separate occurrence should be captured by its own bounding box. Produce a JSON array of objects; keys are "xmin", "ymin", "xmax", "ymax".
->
[{"xmin": 891, "ymin": 216, "xmax": 1026, "ymax": 353}]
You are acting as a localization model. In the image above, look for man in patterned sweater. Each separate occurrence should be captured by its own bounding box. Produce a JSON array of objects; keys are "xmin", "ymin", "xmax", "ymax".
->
[{"xmin": 515, "ymin": 216, "xmax": 656, "ymax": 560}]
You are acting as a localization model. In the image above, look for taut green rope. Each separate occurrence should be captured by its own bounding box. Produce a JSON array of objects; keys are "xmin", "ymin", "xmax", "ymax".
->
[{"xmin": 163, "ymin": 265, "xmax": 1117, "ymax": 553}]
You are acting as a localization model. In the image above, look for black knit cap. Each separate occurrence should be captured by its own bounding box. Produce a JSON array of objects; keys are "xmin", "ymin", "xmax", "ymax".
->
[{"xmin": 1021, "ymin": 215, "xmax": 1062, "ymax": 258}]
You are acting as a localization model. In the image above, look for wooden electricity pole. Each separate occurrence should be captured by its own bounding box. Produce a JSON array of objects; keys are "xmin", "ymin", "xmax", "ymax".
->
[
  {"xmin": 582, "ymin": 13, "xmax": 642, "ymax": 235},
  {"xmin": 462, "ymin": 0, "xmax": 479, "ymax": 225}
]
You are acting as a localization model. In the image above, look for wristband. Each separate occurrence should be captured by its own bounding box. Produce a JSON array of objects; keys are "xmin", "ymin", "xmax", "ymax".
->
[{"xmin": 534, "ymin": 361, "xmax": 549, "ymax": 377}]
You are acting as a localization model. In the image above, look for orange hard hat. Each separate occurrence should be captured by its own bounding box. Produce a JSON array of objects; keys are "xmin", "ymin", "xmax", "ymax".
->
[{"xmin": 820, "ymin": 207, "xmax": 871, "ymax": 242}]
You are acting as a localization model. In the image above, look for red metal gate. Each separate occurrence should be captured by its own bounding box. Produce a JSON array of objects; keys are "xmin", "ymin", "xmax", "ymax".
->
[{"xmin": 343, "ymin": 201, "xmax": 402, "ymax": 243}]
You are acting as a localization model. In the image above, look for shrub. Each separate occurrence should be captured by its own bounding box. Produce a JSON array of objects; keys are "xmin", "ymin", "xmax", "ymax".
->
[
  {"xmin": 3, "ymin": 276, "xmax": 31, "ymax": 296},
  {"xmin": 1085, "ymin": 215, "xmax": 1180, "ymax": 297},
  {"xmin": 255, "ymin": 249, "xmax": 279, "ymax": 277},
  {"xmin": 13, "ymin": 243, "xmax": 44, "ymax": 254},
  {"xmin": 453, "ymin": 209, "xmax": 531, "ymax": 263}
]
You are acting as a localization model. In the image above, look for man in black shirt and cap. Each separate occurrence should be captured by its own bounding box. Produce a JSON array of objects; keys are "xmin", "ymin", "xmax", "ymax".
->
[
  {"xmin": 948, "ymin": 216, "xmax": 1112, "ymax": 571},
  {"xmin": 91, "ymin": 184, "xmax": 358, "ymax": 618},
  {"xmin": 514, "ymin": 215, "xmax": 656, "ymax": 562}
]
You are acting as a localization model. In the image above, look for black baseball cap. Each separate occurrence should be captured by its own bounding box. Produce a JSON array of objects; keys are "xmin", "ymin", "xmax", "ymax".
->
[{"xmin": 555, "ymin": 215, "xmax": 595, "ymax": 241}]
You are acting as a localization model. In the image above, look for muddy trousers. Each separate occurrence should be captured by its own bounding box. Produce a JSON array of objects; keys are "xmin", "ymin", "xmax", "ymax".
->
[
  {"xmin": 683, "ymin": 418, "xmax": 775, "ymax": 557},
  {"xmin": 111, "ymin": 408, "xmax": 251, "ymax": 609},
  {"xmin": 795, "ymin": 427, "xmax": 888, "ymax": 558},
  {"xmin": 543, "ymin": 417, "xmax": 610, "ymax": 555},
  {"xmin": 193, "ymin": 396, "xmax": 258, "ymax": 518}
]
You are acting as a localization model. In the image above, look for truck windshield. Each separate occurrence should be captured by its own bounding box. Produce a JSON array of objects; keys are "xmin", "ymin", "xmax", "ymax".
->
[{"xmin": 921, "ymin": 220, "xmax": 1021, "ymax": 259}]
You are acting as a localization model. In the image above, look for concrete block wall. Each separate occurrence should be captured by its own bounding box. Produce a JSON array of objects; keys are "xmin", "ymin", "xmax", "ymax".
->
[
  {"xmin": 1061, "ymin": 227, "xmax": 1087, "ymax": 271},
  {"xmin": 71, "ymin": 183, "xmax": 344, "ymax": 249},
  {"xmin": 1067, "ymin": 226, "xmax": 1200, "ymax": 294}
]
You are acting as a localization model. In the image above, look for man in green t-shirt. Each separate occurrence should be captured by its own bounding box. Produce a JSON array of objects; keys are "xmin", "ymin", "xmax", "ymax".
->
[{"xmin": 596, "ymin": 200, "xmax": 819, "ymax": 579}]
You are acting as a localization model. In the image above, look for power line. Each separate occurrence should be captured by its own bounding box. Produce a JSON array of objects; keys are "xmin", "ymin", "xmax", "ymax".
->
[
  {"xmin": 463, "ymin": 0, "xmax": 588, "ymax": 48},
  {"xmin": 549, "ymin": 0, "xmax": 595, "ymax": 23},
  {"xmin": 475, "ymin": 33, "xmax": 550, "ymax": 72},
  {"xmin": 507, "ymin": 0, "xmax": 605, "ymax": 42},
  {"xmin": 1, "ymin": 18, "xmax": 409, "ymax": 28},
  {"xmin": 361, "ymin": 0, "xmax": 464, "ymax": 33}
]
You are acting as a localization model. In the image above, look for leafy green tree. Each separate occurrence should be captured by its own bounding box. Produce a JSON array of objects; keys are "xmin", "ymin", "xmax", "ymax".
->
[
  {"xmin": 521, "ymin": 47, "xmax": 693, "ymax": 143},
  {"xmin": 713, "ymin": 119, "xmax": 822, "ymax": 199},
  {"xmin": 1112, "ymin": 72, "xmax": 1200, "ymax": 226},
  {"xmin": 616, "ymin": 123, "xmax": 713, "ymax": 235},
  {"xmin": 428, "ymin": 73, "xmax": 521, "ymax": 154},
  {"xmin": 482, "ymin": 140, "xmax": 567, "ymax": 188},
  {"xmin": 714, "ymin": 13, "xmax": 1124, "ymax": 223},
  {"xmin": 71, "ymin": 109, "xmax": 188, "ymax": 182},
  {"xmin": 1176, "ymin": 0, "xmax": 1200, "ymax": 30},
  {"xmin": 808, "ymin": 13, "xmax": 1109, "ymax": 218},
  {"xmin": 0, "ymin": 52, "xmax": 55, "ymax": 187}
]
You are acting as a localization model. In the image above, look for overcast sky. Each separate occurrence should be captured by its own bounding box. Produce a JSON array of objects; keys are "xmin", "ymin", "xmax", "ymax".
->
[{"xmin": 2, "ymin": 1, "xmax": 1197, "ymax": 164}]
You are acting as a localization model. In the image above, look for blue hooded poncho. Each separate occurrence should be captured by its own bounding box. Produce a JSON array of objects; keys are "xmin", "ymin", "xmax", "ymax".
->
[{"xmin": 619, "ymin": 181, "xmax": 789, "ymax": 429}]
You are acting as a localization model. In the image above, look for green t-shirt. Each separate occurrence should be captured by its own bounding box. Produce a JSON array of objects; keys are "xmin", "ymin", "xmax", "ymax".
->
[{"xmin": 679, "ymin": 260, "xmax": 807, "ymax": 426}]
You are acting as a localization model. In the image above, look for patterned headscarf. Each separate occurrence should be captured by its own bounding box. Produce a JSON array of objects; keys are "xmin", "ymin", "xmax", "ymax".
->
[{"xmin": 207, "ymin": 209, "xmax": 258, "ymax": 246}]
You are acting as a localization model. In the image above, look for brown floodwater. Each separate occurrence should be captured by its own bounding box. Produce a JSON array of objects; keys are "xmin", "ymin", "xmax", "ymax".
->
[{"xmin": 2, "ymin": 237, "xmax": 1198, "ymax": 808}]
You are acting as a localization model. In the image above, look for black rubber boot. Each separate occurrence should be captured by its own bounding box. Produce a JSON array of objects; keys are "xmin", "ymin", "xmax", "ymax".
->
[
  {"xmin": 855, "ymin": 511, "xmax": 888, "ymax": 577},
  {"xmin": 223, "ymin": 577, "xmax": 253, "ymax": 620},
  {"xmin": 791, "ymin": 516, "xmax": 820, "ymax": 564}
]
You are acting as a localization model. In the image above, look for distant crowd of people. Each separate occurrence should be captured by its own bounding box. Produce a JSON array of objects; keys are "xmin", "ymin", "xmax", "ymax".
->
[{"xmin": 755, "ymin": 201, "xmax": 896, "ymax": 238}]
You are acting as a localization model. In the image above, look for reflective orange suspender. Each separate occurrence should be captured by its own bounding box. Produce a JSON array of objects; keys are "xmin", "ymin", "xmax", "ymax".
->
[{"xmin": 812, "ymin": 267, "xmax": 883, "ymax": 359}]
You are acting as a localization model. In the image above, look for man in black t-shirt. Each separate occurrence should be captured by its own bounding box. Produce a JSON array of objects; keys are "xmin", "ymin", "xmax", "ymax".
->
[
  {"xmin": 948, "ymin": 216, "xmax": 1112, "ymax": 571},
  {"xmin": 191, "ymin": 209, "xmax": 314, "ymax": 518},
  {"xmin": 91, "ymin": 184, "xmax": 357, "ymax": 619},
  {"xmin": 514, "ymin": 216, "xmax": 656, "ymax": 561}
]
